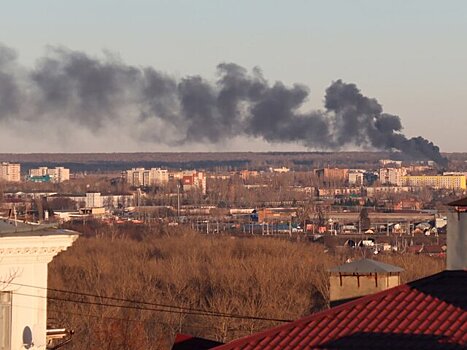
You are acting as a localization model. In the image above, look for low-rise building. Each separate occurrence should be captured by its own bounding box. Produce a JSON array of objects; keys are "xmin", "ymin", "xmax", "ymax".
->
[
  {"xmin": 365, "ymin": 186, "xmax": 411, "ymax": 197},
  {"xmin": 329, "ymin": 259, "xmax": 403, "ymax": 306},
  {"xmin": 318, "ymin": 187, "xmax": 362, "ymax": 197},
  {"xmin": 270, "ymin": 166, "xmax": 290, "ymax": 173},
  {"xmin": 29, "ymin": 166, "xmax": 70, "ymax": 183},
  {"xmin": 379, "ymin": 159, "xmax": 402, "ymax": 167}
]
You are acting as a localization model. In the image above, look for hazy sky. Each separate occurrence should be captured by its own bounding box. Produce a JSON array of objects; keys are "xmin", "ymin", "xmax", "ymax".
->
[{"xmin": 0, "ymin": 0, "xmax": 466, "ymax": 153}]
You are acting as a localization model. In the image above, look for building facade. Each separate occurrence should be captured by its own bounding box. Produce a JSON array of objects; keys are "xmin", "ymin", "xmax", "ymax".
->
[
  {"xmin": 123, "ymin": 168, "xmax": 169, "ymax": 187},
  {"xmin": 0, "ymin": 227, "xmax": 78, "ymax": 349},
  {"xmin": 315, "ymin": 168, "xmax": 349, "ymax": 185},
  {"xmin": 402, "ymin": 175, "xmax": 466, "ymax": 190},
  {"xmin": 85, "ymin": 192, "xmax": 103, "ymax": 208},
  {"xmin": 0, "ymin": 163, "xmax": 21, "ymax": 182},
  {"xmin": 29, "ymin": 167, "xmax": 70, "ymax": 183},
  {"xmin": 174, "ymin": 171, "xmax": 207, "ymax": 194},
  {"xmin": 379, "ymin": 167, "xmax": 407, "ymax": 186},
  {"xmin": 348, "ymin": 171, "xmax": 364, "ymax": 186}
]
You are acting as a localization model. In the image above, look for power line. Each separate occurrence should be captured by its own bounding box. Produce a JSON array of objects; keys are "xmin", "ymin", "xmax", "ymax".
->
[
  {"xmin": 2, "ymin": 280, "xmax": 229, "ymax": 316},
  {"xmin": 10, "ymin": 289, "xmax": 293, "ymax": 323}
]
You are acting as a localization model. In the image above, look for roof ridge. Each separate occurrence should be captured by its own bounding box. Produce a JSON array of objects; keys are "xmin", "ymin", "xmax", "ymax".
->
[{"xmin": 212, "ymin": 270, "xmax": 466, "ymax": 349}]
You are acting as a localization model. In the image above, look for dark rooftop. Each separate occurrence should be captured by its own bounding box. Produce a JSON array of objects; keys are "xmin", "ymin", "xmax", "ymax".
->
[
  {"xmin": 448, "ymin": 197, "xmax": 467, "ymax": 207},
  {"xmin": 329, "ymin": 258, "xmax": 404, "ymax": 274}
]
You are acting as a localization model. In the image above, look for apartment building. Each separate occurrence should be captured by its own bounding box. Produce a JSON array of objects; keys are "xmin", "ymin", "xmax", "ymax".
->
[
  {"xmin": 379, "ymin": 167, "xmax": 407, "ymax": 186},
  {"xmin": 348, "ymin": 170, "xmax": 364, "ymax": 186},
  {"xmin": 0, "ymin": 162, "xmax": 21, "ymax": 182},
  {"xmin": 123, "ymin": 168, "xmax": 169, "ymax": 187},
  {"xmin": 402, "ymin": 175, "xmax": 466, "ymax": 190},
  {"xmin": 173, "ymin": 170, "xmax": 207, "ymax": 194},
  {"xmin": 315, "ymin": 168, "xmax": 349, "ymax": 185},
  {"xmin": 29, "ymin": 166, "xmax": 70, "ymax": 183}
]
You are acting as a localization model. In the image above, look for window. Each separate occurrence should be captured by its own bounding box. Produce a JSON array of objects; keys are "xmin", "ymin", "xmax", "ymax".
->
[{"xmin": 0, "ymin": 292, "xmax": 12, "ymax": 350}]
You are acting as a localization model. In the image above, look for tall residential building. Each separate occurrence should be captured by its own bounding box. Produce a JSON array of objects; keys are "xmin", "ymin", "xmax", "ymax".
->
[
  {"xmin": 123, "ymin": 168, "xmax": 169, "ymax": 187},
  {"xmin": 29, "ymin": 166, "xmax": 70, "ymax": 183},
  {"xmin": 315, "ymin": 168, "xmax": 349, "ymax": 185},
  {"xmin": 85, "ymin": 192, "xmax": 103, "ymax": 208},
  {"xmin": 0, "ymin": 162, "xmax": 21, "ymax": 182},
  {"xmin": 402, "ymin": 175, "xmax": 466, "ymax": 190},
  {"xmin": 379, "ymin": 167, "xmax": 407, "ymax": 186}
]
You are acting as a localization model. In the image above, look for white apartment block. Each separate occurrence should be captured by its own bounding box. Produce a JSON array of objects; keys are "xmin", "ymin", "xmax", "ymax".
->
[
  {"xmin": 123, "ymin": 168, "xmax": 169, "ymax": 187},
  {"xmin": 29, "ymin": 166, "xmax": 70, "ymax": 183},
  {"xmin": 379, "ymin": 167, "xmax": 407, "ymax": 186},
  {"xmin": 0, "ymin": 162, "xmax": 21, "ymax": 182}
]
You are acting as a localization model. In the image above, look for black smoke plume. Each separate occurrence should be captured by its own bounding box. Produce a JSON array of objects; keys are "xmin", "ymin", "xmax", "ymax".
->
[{"xmin": 0, "ymin": 43, "xmax": 447, "ymax": 166}]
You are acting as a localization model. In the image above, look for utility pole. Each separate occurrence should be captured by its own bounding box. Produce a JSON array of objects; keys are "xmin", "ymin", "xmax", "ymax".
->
[{"xmin": 177, "ymin": 183, "xmax": 180, "ymax": 220}]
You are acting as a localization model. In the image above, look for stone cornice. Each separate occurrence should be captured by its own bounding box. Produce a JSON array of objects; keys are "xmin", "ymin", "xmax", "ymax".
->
[{"xmin": 0, "ymin": 232, "xmax": 78, "ymax": 262}]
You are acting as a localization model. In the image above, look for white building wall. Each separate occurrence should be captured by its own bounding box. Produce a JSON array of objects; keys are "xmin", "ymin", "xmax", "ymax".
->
[
  {"xmin": 85, "ymin": 192, "xmax": 103, "ymax": 208},
  {"xmin": 0, "ymin": 232, "xmax": 78, "ymax": 350}
]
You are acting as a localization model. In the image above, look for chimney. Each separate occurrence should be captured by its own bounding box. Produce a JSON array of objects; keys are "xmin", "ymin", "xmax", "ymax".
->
[{"xmin": 447, "ymin": 197, "xmax": 467, "ymax": 270}]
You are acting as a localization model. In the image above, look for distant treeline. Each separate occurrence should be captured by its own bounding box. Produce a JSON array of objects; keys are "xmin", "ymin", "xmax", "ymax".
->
[{"xmin": 1, "ymin": 151, "xmax": 465, "ymax": 173}]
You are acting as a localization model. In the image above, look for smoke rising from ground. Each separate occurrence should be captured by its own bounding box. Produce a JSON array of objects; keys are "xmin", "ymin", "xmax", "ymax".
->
[{"xmin": 0, "ymin": 43, "xmax": 447, "ymax": 165}]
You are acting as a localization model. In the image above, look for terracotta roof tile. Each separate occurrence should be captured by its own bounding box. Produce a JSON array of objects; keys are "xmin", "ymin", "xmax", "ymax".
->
[{"xmin": 212, "ymin": 270, "xmax": 467, "ymax": 350}]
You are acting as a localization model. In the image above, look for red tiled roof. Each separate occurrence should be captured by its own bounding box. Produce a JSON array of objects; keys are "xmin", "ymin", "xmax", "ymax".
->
[
  {"xmin": 211, "ymin": 270, "xmax": 467, "ymax": 349},
  {"xmin": 172, "ymin": 334, "xmax": 223, "ymax": 350}
]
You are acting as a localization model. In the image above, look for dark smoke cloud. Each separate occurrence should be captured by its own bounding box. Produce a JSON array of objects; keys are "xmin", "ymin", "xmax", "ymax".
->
[{"xmin": 0, "ymin": 43, "xmax": 447, "ymax": 166}]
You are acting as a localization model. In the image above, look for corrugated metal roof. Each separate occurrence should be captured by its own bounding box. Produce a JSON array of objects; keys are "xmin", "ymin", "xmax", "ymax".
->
[
  {"xmin": 211, "ymin": 270, "xmax": 467, "ymax": 350},
  {"xmin": 329, "ymin": 259, "xmax": 404, "ymax": 274}
]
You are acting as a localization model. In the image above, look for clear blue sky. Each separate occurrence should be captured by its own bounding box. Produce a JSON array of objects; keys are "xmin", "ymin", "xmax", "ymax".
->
[{"xmin": 1, "ymin": 0, "xmax": 466, "ymax": 152}]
